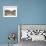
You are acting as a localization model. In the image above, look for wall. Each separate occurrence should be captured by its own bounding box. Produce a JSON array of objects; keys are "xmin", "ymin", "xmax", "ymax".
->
[
  {"xmin": 0, "ymin": 0, "xmax": 46, "ymax": 44},
  {"xmin": 0, "ymin": 0, "xmax": 18, "ymax": 44},
  {"xmin": 19, "ymin": 0, "xmax": 46, "ymax": 24}
]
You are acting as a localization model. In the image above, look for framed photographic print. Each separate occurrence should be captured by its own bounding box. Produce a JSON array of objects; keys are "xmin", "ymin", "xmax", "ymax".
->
[{"xmin": 3, "ymin": 6, "xmax": 17, "ymax": 17}]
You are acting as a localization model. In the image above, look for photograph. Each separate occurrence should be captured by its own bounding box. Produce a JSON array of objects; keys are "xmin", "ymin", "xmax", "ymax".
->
[{"xmin": 3, "ymin": 6, "xmax": 17, "ymax": 17}]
